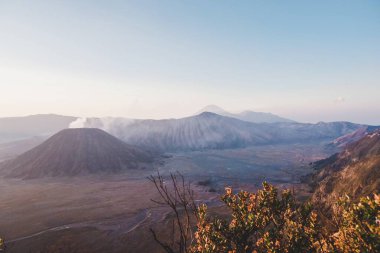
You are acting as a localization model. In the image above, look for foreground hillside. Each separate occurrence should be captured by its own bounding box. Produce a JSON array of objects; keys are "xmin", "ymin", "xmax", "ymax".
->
[
  {"xmin": 0, "ymin": 128, "xmax": 154, "ymax": 179},
  {"xmin": 310, "ymin": 130, "xmax": 380, "ymax": 209}
]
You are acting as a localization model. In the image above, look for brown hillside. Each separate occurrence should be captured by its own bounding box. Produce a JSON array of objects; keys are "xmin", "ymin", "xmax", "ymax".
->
[
  {"xmin": 311, "ymin": 130, "xmax": 380, "ymax": 209},
  {"xmin": 0, "ymin": 128, "xmax": 154, "ymax": 179}
]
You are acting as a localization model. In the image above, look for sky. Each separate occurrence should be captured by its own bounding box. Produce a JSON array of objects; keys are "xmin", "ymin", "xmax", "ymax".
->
[{"xmin": 0, "ymin": 0, "xmax": 379, "ymax": 124}]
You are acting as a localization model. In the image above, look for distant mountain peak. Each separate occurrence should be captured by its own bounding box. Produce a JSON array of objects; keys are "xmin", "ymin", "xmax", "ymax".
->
[
  {"xmin": 197, "ymin": 105, "xmax": 228, "ymax": 115},
  {"xmin": 197, "ymin": 111, "xmax": 221, "ymax": 118}
]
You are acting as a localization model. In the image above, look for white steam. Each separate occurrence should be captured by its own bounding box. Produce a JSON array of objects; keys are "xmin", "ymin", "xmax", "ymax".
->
[
  {"xmin": 68, "ymin": 117, "xmax": 136, "ymax": 137},
  {"xmin": 69, "ymin": 117, "xmax": 87, "ymax": 128}
]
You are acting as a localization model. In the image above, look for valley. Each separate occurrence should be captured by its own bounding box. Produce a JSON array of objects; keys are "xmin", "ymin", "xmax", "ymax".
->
[
  {"xmin": 0, "ymin": 113, "xmax": 378, "ymax": 252},
  {"xmin": 0, "ymin": 140, "xmax": 333, "ymax": 252},
  {"xmin": 0, "ymin": 173, "xmax": 217, "ymax": 252}
]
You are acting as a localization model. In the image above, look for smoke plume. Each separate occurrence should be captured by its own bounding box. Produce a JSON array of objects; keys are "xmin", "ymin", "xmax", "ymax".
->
[{"xmin": 69, "ymin": 118, "xmax": 87, "ymax": 128}]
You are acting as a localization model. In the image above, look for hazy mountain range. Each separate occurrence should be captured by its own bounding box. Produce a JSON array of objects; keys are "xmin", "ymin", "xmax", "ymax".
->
[
  {"xmin": 0, "ymin": 105, "xmax": 292, "ymax": 143},
  {"xmin": 197, "ymin": 105, "xmax": 295, "ymax": 123},
  {"xmin": 79, "ymin": 112, "xmax": 373, "ymax": 152},
  {"xmin": 0, "ymin": 114, "xmax": 76, "ymax": 143},
  {"xmin": 0, "ymin": 108, "xmax": 379, "ymax": 155},
  {"xmin": 0, "ymin": 136, "xmax": 45, "ymax": 162}
]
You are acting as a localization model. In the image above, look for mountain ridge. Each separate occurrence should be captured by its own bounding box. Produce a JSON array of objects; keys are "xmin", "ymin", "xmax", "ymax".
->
[
  {"xmin": 79, "ymin": 113, "xmax": 373, "ymax": 152},
  {"xmin": 1, "ymin": 113, "xmax": 378, "ymax": 153},
  {"xmin": 0, "ymin": 114, "xmax": 76, "ymax": 143},
  {"xmin": 197, "ymin": 105, "xmax": 295, "ymax": 123}
]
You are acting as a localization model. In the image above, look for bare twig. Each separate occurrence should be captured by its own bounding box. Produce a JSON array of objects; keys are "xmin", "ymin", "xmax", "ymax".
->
[{"xmin": 148, "ymin": 171, "xmax": 197, "ymax": 253}]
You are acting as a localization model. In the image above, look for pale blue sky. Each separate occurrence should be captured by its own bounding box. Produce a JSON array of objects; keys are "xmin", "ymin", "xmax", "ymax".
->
[{"xmin": 0, "ymin": 1, "xmax": 379, "ymax": 124}]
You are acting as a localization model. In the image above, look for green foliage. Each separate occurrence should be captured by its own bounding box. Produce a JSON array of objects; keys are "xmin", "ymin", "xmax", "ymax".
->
[{"xmin": 190, "ymin": 183, "xmax": 379, "ymax": 253}]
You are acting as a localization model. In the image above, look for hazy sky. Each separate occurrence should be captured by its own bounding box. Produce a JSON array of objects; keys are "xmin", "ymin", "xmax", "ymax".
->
[{"xmin": 0, "ymin": 1, "xmax": 379, "ymax": 124}]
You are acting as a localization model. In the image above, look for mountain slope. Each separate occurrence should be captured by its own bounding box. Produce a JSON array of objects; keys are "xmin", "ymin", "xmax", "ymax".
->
[
  {"xmin": 330, "ymin": 125, "xmax": 380, "ymax": 148},
  {"xmin": 78, "ymin": 113, "xmax": 368, "ymax": 152},
  {"xmin": 310, "ymin": 130, "xmax": 380, "ymax": 209},
  {"xmin": 114, "ymin": 112, "xmax": 272, "ymax": 151},
  {"xmin": 197, "ymin": 105, "xmax": 294, "ymax": 123},
  {"xmin": 0, "ymin": 128, "xmax": 154, "ymax": 179}
]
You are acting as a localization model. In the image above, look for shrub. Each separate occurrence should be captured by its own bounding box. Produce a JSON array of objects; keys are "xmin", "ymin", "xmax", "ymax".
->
[
  {"xmin": 191, "ymin": 183, "xmax": 323, "ymax": 253},
  {"xmin": 331, "ymin": 195, "xmax": 380, "ymax": 253},
  {"xmin": 0, "ymin": 237, "xmax": 3, "ymax": 252},
  {"xmin": 150, "ymin": 173, "xmax": 380, "ymax": 253}
]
